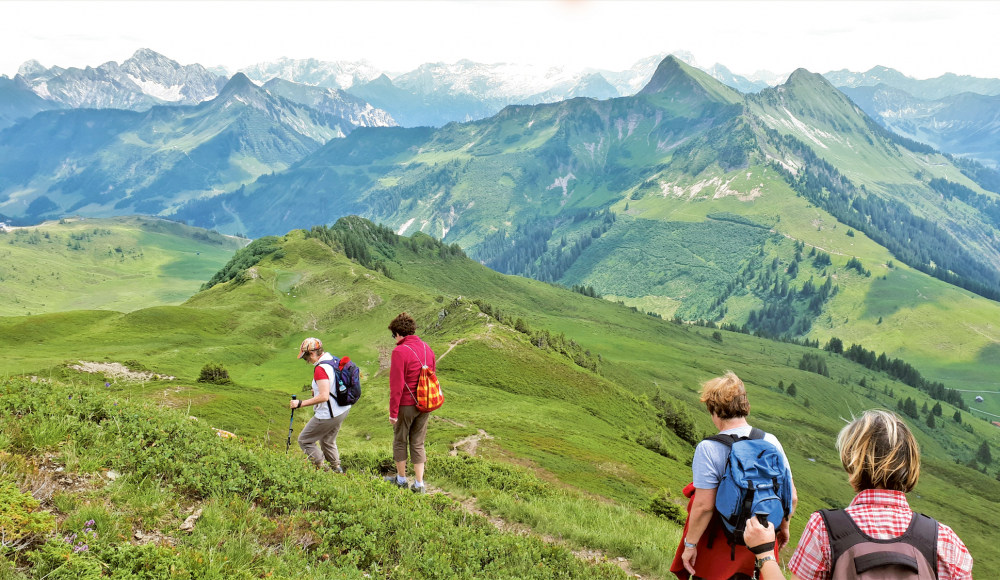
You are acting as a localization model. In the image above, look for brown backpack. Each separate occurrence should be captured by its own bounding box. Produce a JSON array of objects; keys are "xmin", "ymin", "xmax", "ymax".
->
[{"xmin": 819, "ymin": 509, "xmax": 938, "ymax": 580}]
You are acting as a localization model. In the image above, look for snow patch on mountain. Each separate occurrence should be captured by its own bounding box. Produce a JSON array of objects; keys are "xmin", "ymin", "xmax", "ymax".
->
[{"xmin": 127, "ymin": 75, "xmax": 184, "ymax": 101}]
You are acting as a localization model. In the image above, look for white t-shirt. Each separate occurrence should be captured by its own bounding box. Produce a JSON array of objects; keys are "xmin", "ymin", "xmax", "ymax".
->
[{"xmin": 311, "ymin": 353, "xmax": 351, "ymax": 420}]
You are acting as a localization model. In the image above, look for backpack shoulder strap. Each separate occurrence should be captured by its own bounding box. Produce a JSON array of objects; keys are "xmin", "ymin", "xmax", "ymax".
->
[
  {"xmin": 749, "ymin": 427, "xmax": 766, "ymax": 440},
  {"xmin": 703, "ymin": 434, "xmax": 740, "ymax": 448},
  {"xmin": 819, "ymin": 509, "xmax": 867, "ymax": 568},
  {"xmin": 902, "ymin": 513, "xmax": 939, "ymax": 578}
]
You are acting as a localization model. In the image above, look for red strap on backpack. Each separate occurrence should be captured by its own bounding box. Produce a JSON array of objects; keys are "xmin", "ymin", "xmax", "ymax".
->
[{"xmin": 403, "ymin": 344, "xmax": 444, "ymax": 413}]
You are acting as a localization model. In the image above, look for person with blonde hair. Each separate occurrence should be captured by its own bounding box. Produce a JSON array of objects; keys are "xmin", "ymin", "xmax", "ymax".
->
[
  {"xmin": 744, "ymin": 409, "xmax": 973, "ymax": 580},
  {"xmin": 673, "ymin": 371, "xmax": 797, "ymax": 580}
]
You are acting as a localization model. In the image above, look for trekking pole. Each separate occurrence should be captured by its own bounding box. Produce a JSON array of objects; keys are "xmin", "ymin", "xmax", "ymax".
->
[{"xmin": 286, "ymin": 395, "xmax": 296, "ymax": 454}]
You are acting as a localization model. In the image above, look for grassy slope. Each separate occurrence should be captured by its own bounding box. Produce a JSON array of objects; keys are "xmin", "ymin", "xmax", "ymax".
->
[
  {"xmin": 2, "ymin": 227, "xmax": 999, "ymax": 574},
  {"xmin": 614, "ymin": 161, "xmax": 1000, "ymax": 394},
  {"xmin": 0, "ymin": 217, "xmax": 243, "ymax": 316}
]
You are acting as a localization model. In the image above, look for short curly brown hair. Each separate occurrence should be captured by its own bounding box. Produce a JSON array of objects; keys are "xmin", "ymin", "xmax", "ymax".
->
[
  {"xmin": 388, "ymin": 312, "xmax": 417, "ymax": 337},
  {"xmin": 699, "ymin": 371, "xmax": 750, "ymax": 419}
]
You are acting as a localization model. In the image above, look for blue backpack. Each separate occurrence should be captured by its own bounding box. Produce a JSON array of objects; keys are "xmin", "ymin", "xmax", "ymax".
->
[
  {"xmin": 704, "ymin": 427, "xmax": 793, "ymax": 559},
  {"xmin": 318, "ymin": 357, "xmax": 362, "ymax": 409}
]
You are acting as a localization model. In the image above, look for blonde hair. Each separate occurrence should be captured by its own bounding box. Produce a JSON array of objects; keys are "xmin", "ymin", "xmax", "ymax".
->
[
  {"xmin": 700, "ymin": 371, "xmax": 750, "ymax": 419},
  {"xmin": 837, "ymin": 410, "xmax": 920, "ymax": 493}
]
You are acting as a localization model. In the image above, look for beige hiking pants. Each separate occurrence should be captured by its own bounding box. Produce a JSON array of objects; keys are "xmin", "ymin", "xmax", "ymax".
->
[{"xmin": 298, "ymin": 409, "xmax": 349, "ymax": 469}]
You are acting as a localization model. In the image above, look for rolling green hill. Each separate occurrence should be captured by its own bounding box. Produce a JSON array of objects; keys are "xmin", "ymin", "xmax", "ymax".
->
[
  {"xmin": 0, "ymin": 216, "xmax": 244, "ymax": 316},
  {"xmin": 2, "ymin": 218, "xmax": 999, "ymax": 577}
]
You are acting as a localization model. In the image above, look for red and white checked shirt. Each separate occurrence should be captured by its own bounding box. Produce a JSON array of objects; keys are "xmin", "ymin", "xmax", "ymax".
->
[{"xmin": 788, "ymin": 489, "xmax": 973, "ymax": 580}]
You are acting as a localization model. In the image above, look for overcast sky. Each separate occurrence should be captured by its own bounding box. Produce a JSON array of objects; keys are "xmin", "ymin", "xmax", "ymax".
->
[{"xmin": 3, "ymin": 1, "xmax": 999, "ymax": 80}]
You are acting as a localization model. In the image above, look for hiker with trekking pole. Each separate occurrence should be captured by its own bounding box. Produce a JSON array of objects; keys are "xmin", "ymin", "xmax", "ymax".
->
[
  {"xmin": 287, "ymin": 337, "xmax": 361, "ymax": 473},
  {"xmin": 743, "ymin": 409, "xmax": 973, "ymax": 580},
  {"xmin": 671, "ymin": 371, "xmax": 797, "ymax": 580},
  {"xmin": 384, "ymin": 312, "xmax": 443, "ymax": 494}
]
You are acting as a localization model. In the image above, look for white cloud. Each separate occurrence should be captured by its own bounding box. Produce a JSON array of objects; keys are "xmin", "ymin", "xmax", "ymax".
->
[{"xmin": 1, "ymin": 1, "xmax": 999, "ymax": 81}]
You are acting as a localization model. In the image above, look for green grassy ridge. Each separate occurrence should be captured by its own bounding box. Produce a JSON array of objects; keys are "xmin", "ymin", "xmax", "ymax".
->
[
  {"xmin": 0, "ymin": 376, "xmax": 632, "ymax": 580},
  {"xmin": 3, "ymin": 224, "xmax": 1000, "ymax": 574},
  {"xmin": 0, "ymin": 217, "xmax": 243, "ymax": 316}
]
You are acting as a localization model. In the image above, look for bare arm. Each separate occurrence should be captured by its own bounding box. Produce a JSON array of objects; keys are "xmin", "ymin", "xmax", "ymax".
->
[
  {"xmin": 289, "ymin": 379, "xmax": 330, "ymax": 409},
  {"xmin": 681, "ymin": 487, "xmax": 717, "ymax": 576},
  {"xmin": 776, "ymin": 479, "xmax": 799, "ymax": 554},
  {"xmin": 746, "ymin": 517, "xmax": 808, "ymax": 580}
]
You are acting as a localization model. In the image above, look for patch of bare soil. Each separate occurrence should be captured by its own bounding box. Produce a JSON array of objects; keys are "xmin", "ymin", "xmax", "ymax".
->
[
  {"xmin": 449, "ymin": 429, "xmax": 493, "ymax": 456},
  {"xmin": 68, "ymin": 361, "xmax": 175, "ymax": 382}
]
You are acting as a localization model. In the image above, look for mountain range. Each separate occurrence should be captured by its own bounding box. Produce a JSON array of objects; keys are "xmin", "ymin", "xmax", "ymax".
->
[
  {"xmin": 0, "ymin": 73, "xmax": 368, "ymax": 219},
  {"xmin": 15, "ymin": 48, "xmax": 227, "ymax": 111}
]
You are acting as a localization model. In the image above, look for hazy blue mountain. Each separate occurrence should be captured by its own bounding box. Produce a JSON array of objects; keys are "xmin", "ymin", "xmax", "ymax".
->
[
  {"xmin": 346, "ymin": 74, "xmax": 495, "ymax": 127},
  {"xmin": 0, "ymin": 75, "xmax": 63, "ymax": 130},
  {"xmin": 826, "ymin": 65, "xmax": 1000, "ymax": 100},
  {"xmin": 703, "ymin": 63, "xmax": 770, "ymax": 93},
  {"xmin": 15, "ymin": 49, "xmax": 227, "ymax": 111},
  {"xmin": 843, "ymin": 83, "xmax": 1000, "ymax": 166},
  {"xmin": 0, "ymin": 73, "xmax": 350, "ymax": 219},
  {"xmin": 261, "ymin": 78, "xmax": 397, "ymax": 128}
]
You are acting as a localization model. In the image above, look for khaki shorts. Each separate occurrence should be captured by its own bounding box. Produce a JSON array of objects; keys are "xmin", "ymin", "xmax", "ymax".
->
[{"xmin": 393, "ymin": 405, "xmax": 429, "ymax": 464}]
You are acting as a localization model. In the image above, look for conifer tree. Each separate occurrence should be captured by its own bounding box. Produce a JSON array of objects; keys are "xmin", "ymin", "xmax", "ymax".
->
[
  {"xmin": 954, "ymin": 410, "xmax": 962, "ymax": 424},
  {"xmin": 926, "ymin": 413, "xmax": 935, "ymax": 428},
  {"xmin": 932, "ymin": 402, "xmax": 943, "ymax": 416},
  {"xmin": 977, "ymin": 441, "xmax": 993, "ymax": 465},
  {"xmin": 787, "ymin": 383, "xmax": 797, "ymax": 397}
]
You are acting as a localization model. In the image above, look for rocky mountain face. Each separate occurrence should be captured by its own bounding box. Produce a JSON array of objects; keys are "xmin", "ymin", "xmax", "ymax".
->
[
  {"xmin": 826, "ymin": 65, "xmax": 1000, "ymax": 100},
  {"xmin": 843, "ymin": 83, "xmax": 1000, "ymax": 166},
  {"xmin": 15, "ymin": 49, "xmax": 227, "ymax": 110},
  {"xmin": 261, "ymin": 78, "xmax": 397, "ymax": 128}
]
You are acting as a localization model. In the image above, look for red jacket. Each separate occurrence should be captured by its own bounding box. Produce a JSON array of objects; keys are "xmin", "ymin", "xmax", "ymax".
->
[
  {"xmin": 670, "ymin": 482, "xmax": 758, "ymax": 580},
  {"xmin": 389, "ymin": 335, "xmax": 435, "ymax": 419}
]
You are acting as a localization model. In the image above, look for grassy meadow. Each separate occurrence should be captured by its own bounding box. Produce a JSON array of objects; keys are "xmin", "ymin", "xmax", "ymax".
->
[
  {"xmin": 2, "ymin": 223, "xmax": 999, "ymax": 577},
  {"xmin": 0, "ymin": 216, "xmax": 244, "ymax": 316}
]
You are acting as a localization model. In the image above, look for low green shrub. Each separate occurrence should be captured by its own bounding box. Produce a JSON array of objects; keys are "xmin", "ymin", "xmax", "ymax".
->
[
  {"xmin": 0, "ymin": 480, "xmax": 55, "ymax": 553},
  {"xmin": 0, "ymin": 378, "xmax": 626, "ymax": 580}
]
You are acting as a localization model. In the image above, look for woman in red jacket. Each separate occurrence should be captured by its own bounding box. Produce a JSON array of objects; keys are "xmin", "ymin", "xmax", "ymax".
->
[{"xmin": 384, "ymin": 312, "xmax": 436, "ymax": 493}]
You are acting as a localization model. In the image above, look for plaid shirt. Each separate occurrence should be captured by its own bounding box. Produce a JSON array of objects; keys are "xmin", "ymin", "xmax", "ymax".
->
[{"xmin": 788, "ymin": 489, "xmax": 973, "ymax": 580}]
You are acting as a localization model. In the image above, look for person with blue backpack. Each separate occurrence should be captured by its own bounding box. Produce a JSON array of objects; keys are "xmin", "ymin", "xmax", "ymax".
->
[
  {"xmin": 288, "ymin": 337, "xmax": 362, "ymax": 473},
  {"xmin": 674, "ymin": 371, "xmax": 797, "ymax": 580}
]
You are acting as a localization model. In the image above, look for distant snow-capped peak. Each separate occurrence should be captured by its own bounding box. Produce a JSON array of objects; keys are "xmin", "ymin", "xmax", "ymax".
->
[
  {"xmin": 240, "ymin": 57, "xmax": 383, "ymax": 90},
  {"xmin": 15, "ymin": 48, "xmax": 226, "ymax": 110}
]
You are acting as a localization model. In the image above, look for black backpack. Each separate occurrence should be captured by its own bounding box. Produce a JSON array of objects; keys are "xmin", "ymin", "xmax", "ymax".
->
[{"xmin": 319, "ymin": 357, "xmax": 362, "ymax": 408}]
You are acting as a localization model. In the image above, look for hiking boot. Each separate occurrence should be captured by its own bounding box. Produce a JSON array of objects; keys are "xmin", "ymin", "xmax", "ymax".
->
[
  {"xmin": 330, "ymin": 466, "xmax": 345, "ymax": 474},
  {"xmin": 383, "ymin": 475, "xmax": 408, "ymax": 488},
  {"xmin": 410, "ymin": 481, "xmax": 426, "ymax": 494}
]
